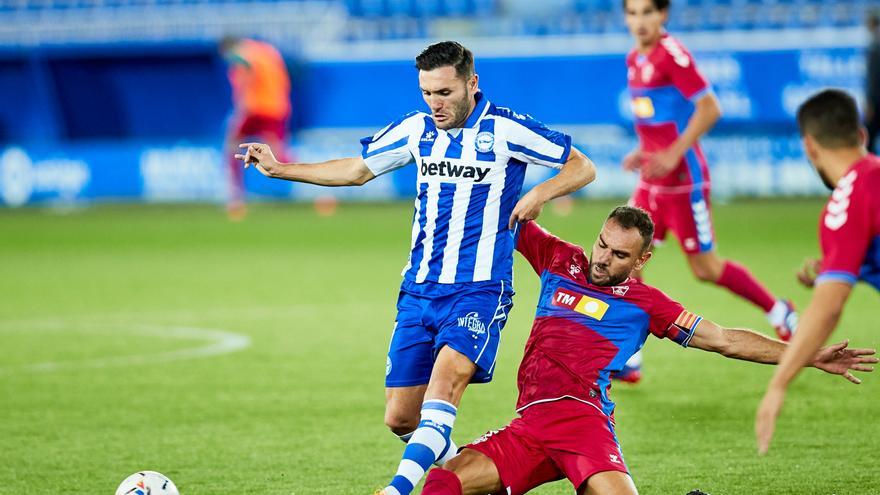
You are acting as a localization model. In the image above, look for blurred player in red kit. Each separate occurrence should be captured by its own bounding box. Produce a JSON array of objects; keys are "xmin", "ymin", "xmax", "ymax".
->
[
  {"xmin": 756, "ymin": 89, "xmax": 880, "ymax": 454},
  {"xmin": 416, "ymin": 206, "xmax": 875, "ymax": 495},
  {"xmin": 220, "ymin": 36, "xmax": 291, "ymax": 220},
  {"xmin": 617, "ymin": 0, "xmax": 798, "ymax": 382}
]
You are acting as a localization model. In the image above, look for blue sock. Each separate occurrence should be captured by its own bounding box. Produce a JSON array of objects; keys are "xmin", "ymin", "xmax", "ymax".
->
[
  {"xmin": 396, "ymin": 429, "xmax": 459, "ymax": 467},
  {"xmin": 385, "ymin": 400, "xmax": 457, "ymax": 495}
]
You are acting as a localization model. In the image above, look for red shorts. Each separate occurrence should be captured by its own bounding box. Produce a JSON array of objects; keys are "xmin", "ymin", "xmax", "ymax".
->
[
  {"xmin": 229, "ymin": 113, "xmax": 288, "ymax": 142},
  {"xmin": 465, "ymin": 400, "xmax": 627, "ymax": 495},
  {"xmin": 630, "ymin": 184, "xmax": 715, "ymax": 254}
]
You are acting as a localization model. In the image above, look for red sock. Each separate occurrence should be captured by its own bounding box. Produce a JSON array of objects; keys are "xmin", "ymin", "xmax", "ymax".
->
[
  {"xmin": 715, "ymin": 261, "xmax": 776, "ymax": 313},
  {"xmin": 422, "ymin": 468, "xmax": 463, "ymax": 495}
]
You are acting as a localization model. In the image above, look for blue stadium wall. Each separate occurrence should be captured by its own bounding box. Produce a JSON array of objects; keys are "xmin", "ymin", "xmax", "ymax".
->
[{"xmin": 0, "ymin": 41, "xmax": 865, "ymax": 206}]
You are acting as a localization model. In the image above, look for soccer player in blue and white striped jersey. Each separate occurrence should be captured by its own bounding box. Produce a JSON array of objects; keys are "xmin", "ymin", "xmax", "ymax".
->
[{"xmin": 237, "ymin": 41, "xmax": 596, "ymax": 495}]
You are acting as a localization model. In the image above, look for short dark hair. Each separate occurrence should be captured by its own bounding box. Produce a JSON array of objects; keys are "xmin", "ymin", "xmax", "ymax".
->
[
  {"xmin": 623, "ymin": 0, "xmax": 670, "ymax": 11},
  {"xmin": 607, "ymin": 205, "xmax": 655, "ymax": 252},
  {"xmin": 796, "ymin": 89, "xmax": 862, "ymax": 148},
  {"xmin": 415, "ymin": 41, "xmax": 474, "ymax": 79}
]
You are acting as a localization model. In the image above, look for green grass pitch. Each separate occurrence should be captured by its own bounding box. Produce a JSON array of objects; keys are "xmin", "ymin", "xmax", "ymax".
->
[{"xmin": 0, "ymin": 199, "xmax": 877, "ymax": 494}]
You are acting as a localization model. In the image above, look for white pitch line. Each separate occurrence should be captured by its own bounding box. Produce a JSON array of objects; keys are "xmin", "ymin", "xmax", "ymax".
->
[
  {"xmin": 0, "ymin": 321, "xmax": 251, "ymax": 374},
  {"xmin": 0, "ymin": 302, "xmax": 378, "ymax": 330}
]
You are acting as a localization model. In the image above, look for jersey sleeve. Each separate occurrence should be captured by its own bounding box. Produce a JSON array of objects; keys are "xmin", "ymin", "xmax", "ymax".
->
[
  {"xmin": 515, "ymin": 221, "xmax": 563, "ymax": 274},
  {"xmin": 659, "ymin": 37, "xmax": 711, "ymax": 101},
  {"xmin": 647, "ymin": 287, "xmax": 699, "ymax": 348},
  {"xmin": 499, "ymin": 113, "xmax": 572, "ymax": 169},
  {"xmin": 359, "ymin": 112, "xmax": 421, "ymax": 176},
  {"xmin": 817, "ymin": 171, "xmax": 872, "ymax": 286}
]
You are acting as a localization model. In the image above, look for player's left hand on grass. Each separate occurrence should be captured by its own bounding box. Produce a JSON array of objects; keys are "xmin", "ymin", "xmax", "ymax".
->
[
  {"xmin": 755, "ymin": 385, "xmax": 785, "ymax": 455},
  {"xmin": 642, "ymin": 148, "xmax": 682, "ymax": 179},
  {"xmin": 235, "ymin": 143, "xmax": 280, "ymax": 177},
  {"xmin": 810, "ymin": 340, "xmax": 878, "ymax": 383},
  {"xmin": 757, "ymin": 342, "xmax": 876, "ymax": 455},
  {"xmin": 509, "ymin": 188, "xmax": 546, "ymax": 229}
]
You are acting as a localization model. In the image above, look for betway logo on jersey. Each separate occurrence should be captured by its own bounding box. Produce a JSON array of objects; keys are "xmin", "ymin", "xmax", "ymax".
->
[
  {"xmin": 552, "ymin": 288, "xmax": 610, "ymax": 320},
  {"xmin": 420, "ymin": 159, "xmax": 490, "ymax": 182}
]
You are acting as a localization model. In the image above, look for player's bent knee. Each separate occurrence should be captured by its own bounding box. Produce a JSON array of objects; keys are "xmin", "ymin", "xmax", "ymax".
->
[
  {"xmin": 688, "ymin": 255, "xmax": 723, "ymax": 282},
  {"xmin": 580, "ymin": 470, "xmax": 638, "ymax": 495},
  {"xmin": 692, "ymin": 267, "xmax": 718, "ymax": 282},
  {"xmin": 384, "ymin": 411, "xmax": 419, "ymax": 435}
]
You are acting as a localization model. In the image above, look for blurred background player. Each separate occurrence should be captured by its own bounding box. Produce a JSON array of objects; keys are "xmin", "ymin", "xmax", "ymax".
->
[
  {"xmin": 756, "ymin": 89, "xmax": 880, "ymax": 454},
  {"xmin": 237, "ymin": 41, "xmax": 596, "ymax": 495},
  {"xmin": 417, "ymin": 207, "xmax": 875, "ymax": 495},
  {"xmin": 617, "ymin": 0, "xmax": 798, "ymax": 383},
  {"xmin": 220, "ymin": 35, "xmax": 292, "ymax": 220},
  {"xmin": 865, "ymin": 10, "xmax": 880, "ymax": 154}
]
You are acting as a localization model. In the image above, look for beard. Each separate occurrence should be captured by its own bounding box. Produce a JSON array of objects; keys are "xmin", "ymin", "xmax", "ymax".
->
[
  {"xmin": 435, "ymin": 94, "xmax": 473, "ymax": 130},
  {"xmin": 588, "ymin": 262, "xmax": 631, "ymax": 287}
]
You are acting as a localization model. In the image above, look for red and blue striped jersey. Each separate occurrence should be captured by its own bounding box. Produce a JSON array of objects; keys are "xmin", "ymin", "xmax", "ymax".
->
[
  {"xmin": 817, "ymin": 154, "xmax": 880, "ymax": 291},
  {"xmin": 514, "ymin": 221, "xmax": 699, "ymax": 420},
  {"xmin": 626, "ymin": 34, "xmax": 712, "ymax": 190}
]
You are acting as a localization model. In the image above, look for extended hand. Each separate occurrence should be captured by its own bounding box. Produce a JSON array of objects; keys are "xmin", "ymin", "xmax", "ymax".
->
[
  {"xmin": 795, "ymin": 258, "xmax": 821, "ymax": 288},
  {"xmin": 643, "ymin": 147, "xmax": 682, "ymax": 179},
  {"xmin": 755, "ymin": 385, "xmax": 785, "ymax": 455},
  {"xmin": 235, "ymin": 143, "xmax": 280, "ymax": 177},
  {"xmin": 811, "ymin": 340, "xmax": 878, "ymax": 383},
  {"xmin": 622, "ymin": 148, "xmax": 644, "ymax": 172},
  {"xmin": 508, "ymin": 188, "xmax": 546, "ymax": 229}
]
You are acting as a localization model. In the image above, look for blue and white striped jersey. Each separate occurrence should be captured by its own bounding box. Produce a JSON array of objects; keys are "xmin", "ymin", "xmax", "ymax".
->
[{"xmin": 360, "ymin": 93, "xmax": 572, "ymax": 284}]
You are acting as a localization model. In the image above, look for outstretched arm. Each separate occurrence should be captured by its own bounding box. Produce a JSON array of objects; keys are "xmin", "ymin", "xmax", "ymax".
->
[
  {"xmin": 687, "ymin": 318, "xmax": 786, "ymax": 364},
  {"xmin": 508, "ymin": 147, "xmax": 596, "ymax": 228},
  {"xmin": 687, "ymin": 315, "xmax": 875, "ymax": 375},
  {"xmin": 236, "ymin": 143, "xmax": 376, "ymax": 187}
]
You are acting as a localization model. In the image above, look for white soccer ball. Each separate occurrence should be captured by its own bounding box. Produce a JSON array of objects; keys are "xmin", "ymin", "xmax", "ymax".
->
[{"xmin": 115, "ymin": 471, "xmax": 179, "ymax": 495}]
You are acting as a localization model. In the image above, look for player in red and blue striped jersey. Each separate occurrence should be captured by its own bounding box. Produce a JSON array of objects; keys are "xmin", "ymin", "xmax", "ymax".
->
[
  {"xmin": 757, "ymin": 89, "xmax": 880, "ymax": 454},
  {"xmin": 617, "ymin": 0, "xmax": 798, "ymax": 383},
  {"xmin": 417, "ymin": 206, "xmax": 875, "ymax": 495}
]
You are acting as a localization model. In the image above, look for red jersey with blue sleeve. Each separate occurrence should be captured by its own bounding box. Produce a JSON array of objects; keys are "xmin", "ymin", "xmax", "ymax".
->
[
  {"xmin": 816, "ymin": 154, "xmax": 880, "ymax": 291},
  {"xmin": 627, "ymin": 34, "xmax": 712, "ymax": 189},
  {"xmin": 514, "ymin": 221, "xmax": 701, "ymax": 420}
]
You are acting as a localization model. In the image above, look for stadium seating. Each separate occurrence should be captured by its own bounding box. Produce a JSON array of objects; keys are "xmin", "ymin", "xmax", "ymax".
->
[{"xmin": 0, "ymin": 0, "xmax": 868, "ymax": 46}]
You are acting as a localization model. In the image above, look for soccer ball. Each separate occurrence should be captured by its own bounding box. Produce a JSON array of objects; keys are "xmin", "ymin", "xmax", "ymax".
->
[{"xmin": 115, "ymin": 471, "xmax": 179, "ymax": 495}]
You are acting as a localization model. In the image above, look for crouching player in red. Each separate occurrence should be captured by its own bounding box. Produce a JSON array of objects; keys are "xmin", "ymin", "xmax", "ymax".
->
[{"xmin": 419, "ymin": 206, "xmax": 876, "ymax": 495}]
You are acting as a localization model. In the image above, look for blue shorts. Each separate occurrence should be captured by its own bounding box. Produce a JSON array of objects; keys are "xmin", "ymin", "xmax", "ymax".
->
[{"xmin": 385, "ymin": 279, "xmax": 515, "ymax": 387}]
